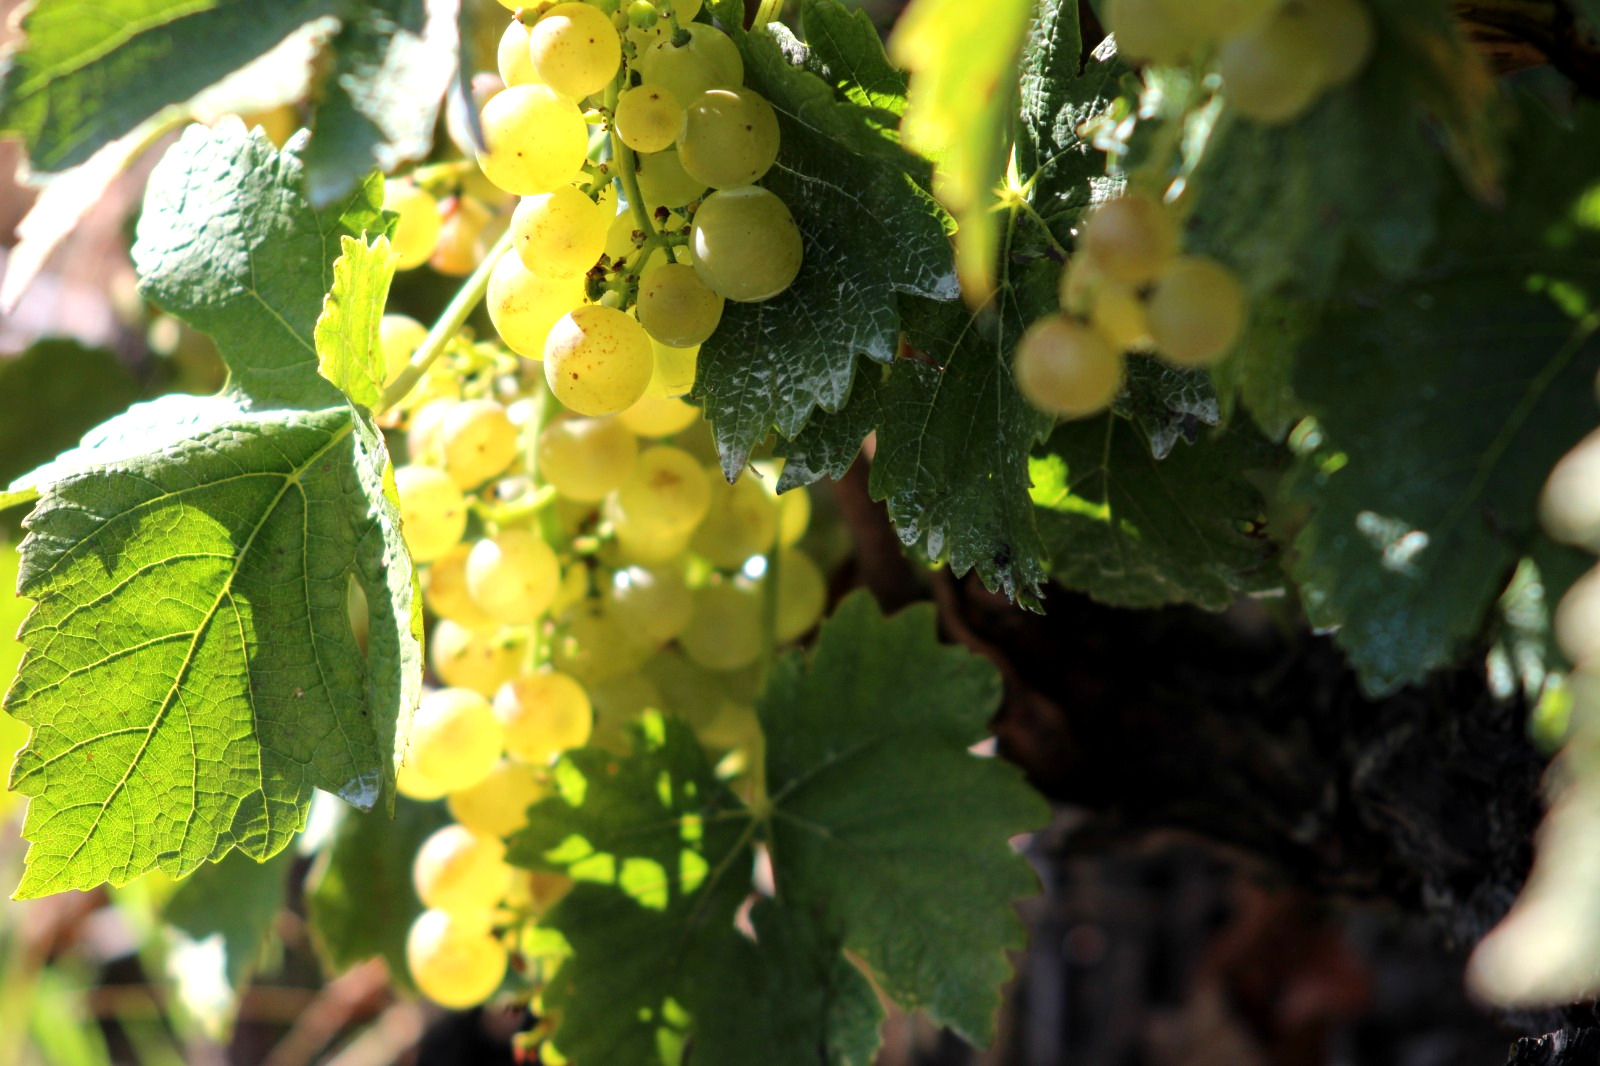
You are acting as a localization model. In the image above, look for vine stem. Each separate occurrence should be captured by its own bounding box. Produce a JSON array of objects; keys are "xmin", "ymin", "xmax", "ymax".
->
[{"xmin": 378, "ymin": 227, "xmax": 513, "ymax": 414}]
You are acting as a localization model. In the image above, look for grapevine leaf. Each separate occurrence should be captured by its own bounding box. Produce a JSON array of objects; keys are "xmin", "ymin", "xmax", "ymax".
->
[
  {"xmin": 1281, "ymin": 100, "xmax": 1600, "ymax": 697},
  {"xmin": 694, "ymin": 10, "xmax": 957, "ymax": 479},
  {"xmin": 316, "ymin": 235, "xmax": 399, "ymax": 410},
  {"xmin": 1111, "ymin": 358, "xmax": 1221, "ymax": 461},
  {"xmin": 886, "ymin": 0, "xmax": 1034, "ymax": 298},
  {"xmin": 159, "ymin": 848, "xmax": 293, "ymax": 1041},
  {"xmin": 797, "ymin": 0, "xmax": 907, "ymax": 118},
  {"xmin": 2, "ymin": 122, "xmax": 419, "ymax": 897},
  {"xmin": 1031, "ymin": 415, "xmax": 1280, "ymax": 609},
  {"xmin": 0, "ymin": 0, "xmax": 340, "ymax": 174},
  {"xmin": 300, "ymin": 0, "xmax": 457, "ymax": 207},
  {"xmin": 773, "ymin": 361, "xmax": 884, "ymax": 491},
  {"xmin": 306, "ymin": 797, "xmax": 449, "ymax": 987}
]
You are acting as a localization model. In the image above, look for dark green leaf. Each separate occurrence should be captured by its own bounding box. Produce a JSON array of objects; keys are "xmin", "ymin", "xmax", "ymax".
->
[{"xmin": 798, "ymin": 0, "xmax": 907, "ymax": 118}]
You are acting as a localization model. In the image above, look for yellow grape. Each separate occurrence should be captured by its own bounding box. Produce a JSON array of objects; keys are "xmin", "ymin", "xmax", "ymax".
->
[
  {"xmin": 1013, "ymin": 317, "xmax": 1124, "ymax": 418},
  {"xmin": 676, "ymin": 88, "xmax": 781, "ymax": 190},
  {"xmin": 448, "ymin": 759, "xmax": 550, "ymax": 838},
  {"xmin": 430, "ymin": 619, "xmax": 525, "ymax": 696},
  {"xmin": 1089, "ymin": 279, "xmax": 1152, "ymax": 350},
  {"xmin": 406, "ymin": 400, "xmax": 452, "ymax": 468},
  {"xmin": 477, "ymin": 85, "xmax": 590, "ymax": 196},
  {"xmin": 1306, "ymin": 0, "xmax": 1375, "ymax": 87},
  {"xmin": 383, "ymin": 180, "xmax": 442, "ymax": 271},
  {"xmin": 1146, "ymin": 256, "xmax": 1246, "ymax": 367},
  {"xmin": 607, "ymin": 564, "xmax": 694, "ymax": 643},
  {"xmin": 508, "ymin": 870, "xmax": 574, "ymax": 915},
  {"xmin": 1081, "ymin": 194, "xmax": 1176, "ymax": 286},
  {"xmin": 397, "ymin": 756, "xmax": 450, "ymax": 801},
  {"xmin": 634, "ymin": 149, "xmax": 708, "ymax": 209},
  {"xmin": 528, "ymin": 2, "xmax": 622, "ymax": 100},
  {"xmin": 586, "ymin": 672, "xmax": 666, "ymax": 752},
  {"xmin": 637, "ymin": 262, "xmax": 724, "ymax": 347},
  {"xmin": 1161, "ymin": 0, "xmax": 1281, "ymax": 41},
  {"xmin": 1106, "ymin": 0, "xmax": 1199, "ymax": 65},
  {"xmin": 408, "ymin": 687, "xmax": 505, "ymax": 792},
  {"xmin": 638, "ymin": 23, "xmax": 743, "ymax": 105},
  {"xmin": 424, "ymin": 544, "xmax": 501, "ymax": 631},
  {"xmin": 395, "ymin": 465, "xmax": 468, "ymax": 563},
  {"xmin": 494, "ymin": 671, "xmax": 594, "ymax": 763},
  {"xmin": 751, "ymin": 460, "xmax": 810, "ymax": 546},
  {"xmin": 550, "ymin": 602, "xmax": 655, "ymax": 685},
  {"xmin": 512, "ymin": 185, "xmax": 609, "ymax": 278},
  {"xmin": 413, "ymin": 824, "xmax": 514, "ymax": 913},
  {"xmin": 379, "ymin": 314, "xmax": 428, "ymax": 387},
  {"xmin": 645, "ymin": 337, "xmax": 698, "ymax": 398},
  {"xmin": 1556, "ymin": 564, "xmax": 1600, "ymax": 667},
  {"xmin": 440, "ymin": 398, "xmax": 520, "ymax": 488},
  {"xmin": 604, "ymin": 206, "xmax": 643, "ymax": 265},
  {"xmin": 498, "ymin": 19, "xmax": 541, "ymax": 87},
  {"xmin": 774, "ymin": 548, "xmax": 826, "ymax": 641},
  {"xmin": 680, "ymin": 580, "xmax": 762, "ymax": 672},
  {"xmin": 1542, "ymin": 428, "xmax": 1600, "ymax": 551},
  {"xmin": 543, "ymin": 305, "xmax": 655, "ymax": 416},
  {"xmin": 430, "ymin": 196, "xmax": 494, "ymax": 277},
  {"xmin": 614, "ymin": 85, "xmax": 683, "ymax": 154},
  {"xmin": 692, "ymin": 469, "xmax": 779, "ymax": 569},
  {"xmin": 689, "ymin": 186, "xmax": 803, "ymax": 302},
  {"xmin": 614, "ymin": 445, "xmax": 712, "ymax": 537},
  {"xmin": 407, "ymin": 909, "xmax": 507, "ymax": 1010},
  {"xmin": 466, "ymin": 530, "xmax": 563, "ymax": 623},
  {"xmin": 618, "ymin": 393, "xmax": 699, "ymax": 438},
  {"xmin": 537, "ymin": 416, "xmax": 639, "ymax": 502},
  {"xmin": 611, "ymin": 501, "xmax": 695, "ymax": 563},
  {"xmin": 487, "ymin": 249, "xmax": 585, "ymax": 360},
  {"xmin": 1216, "ymin": 7, "xmax": 1329, "ymax": 124}
]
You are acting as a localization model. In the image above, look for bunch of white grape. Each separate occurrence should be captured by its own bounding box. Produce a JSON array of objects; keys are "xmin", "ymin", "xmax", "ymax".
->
[
  {"xmin": 383, "ymin": 161, "xmax": 512, "ymax": 278},
  {"xmin": 1541, "ymin": 402, "xmax": 1600, "ymax": 717},
  {"xmin": 1015, "ymin": 191, "xmax": 1245, "ymax": 418},
  {"xmin": 1108, "ymin": 0, "xmax": 1375, "ymax": 125}
]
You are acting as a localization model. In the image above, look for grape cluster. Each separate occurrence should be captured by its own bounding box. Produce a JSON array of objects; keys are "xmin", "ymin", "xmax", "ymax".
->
[
  {"xmin": 1543, "ymin": 419, "xmax": 1600, "ymax": 703},
  {"xmin": 384, "ymin": 351, "xmax": 825, "ymax": 1011},
  {"xmin": 384, "ymin": 162, "xmax": 507, "ymax": 279},
  {"xmin": 1015, "ymin": 191, "xmax": 1245, "ymax": 419},
  {"xmin": 1108, "ymin": 0, "xmax": 1375, "ymax": 125}
]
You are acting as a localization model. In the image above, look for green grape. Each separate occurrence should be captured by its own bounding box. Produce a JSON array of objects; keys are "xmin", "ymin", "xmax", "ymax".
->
[
  {"xmin": 1013, "ymin": 317, "xmax": 1124, "ymax": 418},
  {"xmin": 384, "ymin": 180, "xmax": 442, "ymax": 271},
  {"xmin": 638, "ymin": 23, "xmax": 743, "ymax": 107},
  {"xmin": 1146, "ymin": 256, "xmax": 1246, "ymax": 367},
  {"xmin": 1058, "ymin": 253, "xmax": 1096, "ymax": 316},
  {"xmin": 537, "ymin": 416, "xmax": 639, "ymax": 502},
  {"xmin": 413, "ymin": 824, "xmax": 515, "ymax": 914},
  {"xmin": 448, "ymin": 759, "xmax": 550, "ymax": 838},
  {"xmin": 1088, "ymin": 278, "xmax": 1151, "ymax": 350},
  {"xmin": 607, "ymin": 564, "xmax": 693, "ymax": 643},
  {"xmin": 424, "ymin": 544, "xmax": 501, "ymax": 631},
  {"xmin": 1160, "ymin": 0, "xmax": 1281, "ymax": 41},
  {"xmin": 397, "ymin": 758, "xmax": 449, "ymax": 801},
  {"xmin": 604, "ymin": 206, "xmax": 644, "ymax": 265},
  {"xmin": 550, "ymin": 602, "xmax": 656, "ymax": 684},
  {"xmin": 773, "ymin": 548, "xmax": 826, "ymax": 641},
  {"xmin": 670, "ymin": 0, "xmax": 702, "ymax": 18},
  {"xmin": 676, "ymin": 88, "xmax": 780, "ymax": 191},
  {"xmin": 750, "ymin": 460, "xmax": 810, "ymax": 546},
  {"xmin": 645, "ymin": 337, "xmax": 698, "ymax": 398},
  {"xmin": 1556, "ymin": 565, "xmax": 1600, "ymax": 666},
  {"xmin": 395, "ymin": 464, "xmax": 468, "ymax": 563},
  {"xmin": 494, "ymin": 671, "xmax": 593, "ymax": 763},
  {"xmin": 1305, "ymin": 0, "xmax": 1375, "ymax": 86},
  {"xmin": 1081, "ymin": 193, "xmax": 1176, "ymax": 286},
  {"xmin": 635, "ymin": 149, "xmax": 708, "ymax": 210},
  {"xmin": 627, "ymin": 0, "xmax": 659, "ymax": 28},
  {"xmin": 1215, "ymin": 7, "xmax": 1328, "ymax": 124},
  {"xmin": 487, "ymin": 249, "xmax": 584, "ymax": 359},
  {"xmin": 614, "ymin": 86, "xmax": 683, "ymax": 154},
  {"xmin": 466, "ymin": 530, "xmax": 563, "ymax": 623},
  {"xmin": 618, "ymin": 393, "xmax": 699, "ymax": 437},
  {"xmin": 1106, "ymin": 0, "xmax": 1201, "ymax": 64},
  {"xmin": 610, "ymin": 501, "xmax": 694, "ymax": 563},
  {"xmin": 636, "ymin": 262, "xmax": 724, "ymax": 347},
  {"xmin": 692, "ymin": 469, "xmax": 779, "ymax": 569},
  {"xmin": 408, "ymin": 687, "xmax": 505, "ymax": 792},
  {"xmin": 543, "ymin": 305, "xmax": 655, "ymax": 416},
  {"xmin": 406, "ymin": 399, "xmax": 452, "ymax": 467},
  {"xmin": 497, "ymin": 18, "xmax": 541, "ymax": 87},
  {"xmin": 380, "ymin": 314, "xmax": 428, "ymax": 387},
  {"xmin": 513, "ymin": 185, "xmax": 608, "ymax": 279},
  {"xmin": 430, "ymin": 619, "xmax": 525, "ymax": 696},
  {"xmin": 614, "ymin": 445, "xmax": 712, "ymax": 536},
  {"xmin": 1542, "ymin": 428, "xmax": 1600, "ymax": 551},
  {"xmin": 690, "ymin": 186, "xmax": 803, "ymax": 303},
  {"xmin": 680, "ymin": 580, "xmax": 763, "ymax": 672},
  {"xmin": 431, "ymin": 195, "xmax": 496, "ymax": 278},
  {"xmin": 440, "ymin": 398, "xmax": 519, "ymax": 488},
  {"xmin": 528, "ymin": 2, "xmax": 622, "ymax": 100},
  {"xmin": 477, "ymin": 85, "xmax": 590, "ymax": 195},
  {"xmin": 407, "ymin": 909, "xmax": 507, "ymax": 1010}
]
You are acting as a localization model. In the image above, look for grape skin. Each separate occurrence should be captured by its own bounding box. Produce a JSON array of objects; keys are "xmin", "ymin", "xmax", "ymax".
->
[
  {"xmin": 1081, "ymin": 194, "xmax": 1176, "ymax": 286},
  {"xmin": 487, "ymin": 249, "xmax": 584, "ymax": 360},
  {"xmin": 395, "ymin": 465, "xmax": 468, "ymax": 563},
  {"xmin": 497, "ymin": 19, "xmax": 540, "ymax": 87},
  {"xmin": 635, "ymin": 149, "xmax": 709, "ymax": 210},
  {"xmin": 494, "ymin": 671, "xmax": 594, "ymax": 764},
  {"xmin": 774, "ymin": 548, "xmax": 827, "ymax": 642},
  {"xmin": 544, "ymin": 305, "xmax": 655, "ymax": 416},
  {"xmin": 1145, "ymin": 256, "xmax": 1246, "ymax": 367},
  {"xmin": 528, "ymin": 2, "xmax": 622, "ymax": 100},
  {"xmin": 407, "ymin": 909, "xmax": 507, "ymax": 1010},
  {"xmin": 379, "ymin": 314, "xmax": 428, "ymax": 386},
  {"xmin": 614, "ymin": 445, "xmax": 712, "ymax": 537},
  {"xmin": 692, "ymin": 470, "xmax": 779, "ymax": 569},
  {"xmin": 676, "ymin": 88, "xmax": 781, "ymax": 190},
  {"xmin": 408, "ymin": 687, "xmax": 505, "ymax": 792},
  {"xmin": 690, "ymin": 186, "xmax": 803, "ymax": 303},
  {"xmin": 537, "ymin": 416, "xmax": 640, "ymax": 503},
  {"xmin": 466, "ymin": 530, "xmax": 563, "ymax": 623},
  {"xmin": 447, "ymin": 759, "xmax": 550, "ymax": 838},
  {"xmin": 1106, "ymin": 0, "xmax": 1199, "ymax": 65},
  {"xmin": 383, "ymin": 181, "xmax": 442, "ymax": 271},
  {"xmin": 646, "ymin": 337, "xmax": 699, "ymax": 398},
  {"xmin": 638, "ymin": 24, "xmax": 744, "ymax": 109},
  {"xmin": 607, "ymin": 565, "xmax": 695, "ymax": 643},
  {"xmin": 412, "ymin": 824, "xmax": 514, "ymax": 914},
  {"xmin": 680, "ymin": 581, "xmax": 763, "ymax": 672},
  {"xmin": 424, "ymin": 544, "xmax": 502, "ymax": 631},
  {"xmin": 440, "ymin": 399, "xmax": 519, "ymax": 489},
  {"xmin": 477, "ymin": 85, "xmax": 590, "ymax": 196},
  {"xmin": 614, "ymin": 86, "xmax": 683, "ymax": 154},
  {"xmin": 512, "ymin": 185, "xmax": 609, "ymax": 279},
  {"xmin": 1542, "ymin": 427, "xmax": 1600, "ymax": 551},
  {"xmin": 430, "ymin": 620, "xmax": 524, "ymax": 696},
  {"xmin": 636, "ymin": 262, "xmax": 724, "ymax": 347},
  {"xmin": 1216, "ymin": 8, "xmax": 1329, "ymax": 125},
  {"xmin": 618, "ymin": 394, "xmax": 699, "ymax": 437},
  {"xmin": 1013, "ymin": 317, "xmax": 1124, "ymax": 418}
]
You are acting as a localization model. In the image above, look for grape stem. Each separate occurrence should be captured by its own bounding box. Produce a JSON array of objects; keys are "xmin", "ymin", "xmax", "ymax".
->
[{"xmin": 378, "ymin": 227, "xmax": 514, "ymax": 414}]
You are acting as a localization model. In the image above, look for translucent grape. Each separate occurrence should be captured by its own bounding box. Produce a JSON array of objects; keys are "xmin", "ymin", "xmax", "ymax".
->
[
  {"xmin": 638, "ymin": 24, "xmax": 743, "ymax": 108},
  {"xmin": 1106, "ymin": 0, "xmax": 1200, "ymax": 65},
  {"xmin": 618, "ymin": 393, "xmax": 699, "ymax": 437},
  {"xmin": 512, "ymin": 184, "xmax": 609, "ymax": 278},
  {"xmin": 497, "ymin": 18, "xmax": 540, "ymax": 87},
  {"xmin": 1013, "ymin": 317, "xmax": 1124, "ymax": 418},
  {"xmin": 487, "ymin": 249, "xmax": 584, "ymax": 359},
  {"xmin": 494, "ymin": 671, "xmax": 594, "ymax": 763},
  {"xmin": 413, "ymin": 824, "xmax": 514, "ymax": 914},
  {"xmin": 645, "ymin": 338, "xmax": 698, "ymax": 398},
  {"xmin": 537, "ymin": 416, "xmax": 639, "ymax": 502},
  {"xmin": 477, "ymin": 85, "xmax": 589, "ymax": 196},
  {"xmin": 395, "ymin": 465, "xmax": 468, "ymax": 563},
  {"xmin": 550, "ymin": 603, "xmax": 656, "ymax": 685},
  {"xmin": 1088, "ymin": 279, "xmax": 1152, "ymax": 350},
  {"xmin": 676, "ymin": 88, "xmax": 780, "ymax": 190},
  {"xmin": 774, "ymin": 548, "xmax": 826, "ymax": 642},
  {"xmin": 680, "ymin": 580, "xmax": 763, "ymax": 672},
  {"xmin": 614, "ymin": 86, "xmax": 683, "ymax": 154},
  {"xmin": 611, "ymin": 503, "xmax": 694, "ymax": 563},
  {"xmin": 430, "ymin": 620, "xmax": 524, "ymax": 696},
  {"xmin": 689, "ymin": 186, "xmax": 803, "ymax": 302},
  {"xmin": 397, "ymin": 758, "xmax": 449, "ymax": 801},
  {"xmin": 407, "ymin": 909, "xmax": 507, "ymax": 1010},
  {"xmin": 440, "ymin": 399, "xmax": 519, "ymax": 488},
  {"xmin": 1542, "ymin": 428, "xmax": 1600, "ymax": 551},
  {"xmin": 543, "ymin": 305, "xmax": 655, "ymax": 416},
  {"xmin": 636, "ymin": 262, "xmax": 724, "ymax": 347},
  {"xmin": 750, "ymin": 461, "xmax": 810, "ymax": 546},
  {"xmin": 692, "ymin": 470, "xmax": 779, "ymax": 569},
  {"xmin": 607, "ymin": 564, "xmax": 694, "ymax": 643},
  {"xmin": 424, "ymin": 544, "xmax": 501, "ymax": 631},
  {"xmin": 528, "ymin": 2, "xmax": 622, "ymax": 100},
  {"xmin": 408, "ymin": 688, "xmax": 505, "ymax": 792},
  {"xmin": 431, "ymin": 195, "xmax": 495, "ymax": 277},
  {"xmin": 1556, "ymin": 565, "xmax": 1600, "ymax": 666},
  {"xmin": 380, "ymin": 314, "xmax": 428, "ymax": 387},
  {"xmin": 406, "ymin": 400, "xmax": 451, "ymax": 467},
  {"xmin": 604, "ymin": 206, "xmax": 645, "ymax": 265},
  {"xmin": 1146, "ymin": 256, "xmax": 1246, "ymax": 367},
  {"xmin": 1161, "ymin": 0, "xmax": 1281, "ymax": 41},
  {"xmin": 383, "ymin": 180, "xmax": 442, "ymax": 272},
  {"xmin": 1081, "ymin": 194, "xmax": 1176, "ymax": 286},
  {"xmin": 614, "ymin": 445, "xmax": 712, "ymax": 536},
  {"xmin": 1215, "ymin": 7, "xmax": 1328, "ymax": 124},
  {"xmin": 635, "ymin": 149, "xmax": 708, "ymax": 209},
  {"xmin": 448, "ymin": 759, "xmax": 550, "ymax": 838},
  {"xmin": 466, "ymin": 530, "xmax": 563, "ymax": 623}
]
